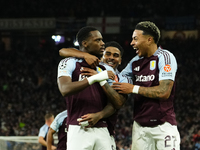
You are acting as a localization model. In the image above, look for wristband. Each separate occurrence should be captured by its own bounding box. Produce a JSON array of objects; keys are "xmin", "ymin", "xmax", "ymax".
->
[
  {"xmin": 99, "ymin": 80, "xmax": 107, "ymax": 86},
  {"xmin": 87, "ymin": 70, "xmax": 109, "ymax": 85},
  {"xmin": 132, "ymin": 85, "xmax": 140, "ymax": 94}
]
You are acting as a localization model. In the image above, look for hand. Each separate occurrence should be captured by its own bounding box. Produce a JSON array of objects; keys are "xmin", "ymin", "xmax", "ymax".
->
[
  {"xmin": 107, "ymin": 71, "xmax": 115, "ymax": 80},
  {"xmin": 80, "ymin": 67, "xmax": 98, "ymax": 77},
  {"xmin": 78, "ymin": 113, "xmax": 101, "ymax": 128},
  {"xmin": 111, "ymin": 82, "xmax": 134, "ymax": 94},
  {"xmin": 84, "ymin": 53, "xmax": 100, "ymax": 69},
  {"xmin": 51, "ymin": 145, "xmax": 57, "ymax": 150}
]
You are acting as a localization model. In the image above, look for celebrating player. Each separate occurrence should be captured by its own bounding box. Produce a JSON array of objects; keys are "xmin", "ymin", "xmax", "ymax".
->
[
  {"xmin": 57, "ymin": 26, "xmax": 127, "ymax": 150},
  {"xmin": 59, "ymin": 41, "xmax": 131, "ymax": 149},
  {"xmin": 111, "ymin": 21, "xmax": 181, "ymax": 150}
]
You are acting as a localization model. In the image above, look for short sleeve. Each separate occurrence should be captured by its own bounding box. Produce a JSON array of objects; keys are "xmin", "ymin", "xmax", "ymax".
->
[
  {"xmin": 38, "ymin": 125, "xmax": 48, "ymax": 137},
  {"xmin": 57, "ymin": 58, "xmax": 76, "ymax": 78},
  {"xmin": 50, "ymin": 119, "xmax": 59, "ymax": 132},
  {"xmin": 158, "ymin": 52, "xmax": 177, "ymax": 81},
  {"xmin": 120, "ymin": 56, "xmax": 139, "ymax": 79},
  {"xmin": 117, "ymin": 74, "xmax": 133, "ymax": 84}
]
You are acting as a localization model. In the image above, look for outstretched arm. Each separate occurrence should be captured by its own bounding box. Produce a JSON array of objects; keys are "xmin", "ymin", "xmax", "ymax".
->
[
  {"xmin": 112, "ymin": 80, "xmax": 174, "ymax": 100},
  {"xmin": 59, "ymin": 48, "xmax": 100, "ymax": 68}
]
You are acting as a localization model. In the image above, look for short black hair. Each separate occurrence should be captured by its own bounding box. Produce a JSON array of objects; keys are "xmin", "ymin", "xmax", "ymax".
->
[
  {"xmin": 76, "ymin": 26, "xmax": 98, "ymax": 46},
  {"xmin": 135, "ymin": 21, "xmax": 160, "ymax": 44},
  {"xmin": 105, "ymin": 41, "xmax": 124, "ymax": 57}
]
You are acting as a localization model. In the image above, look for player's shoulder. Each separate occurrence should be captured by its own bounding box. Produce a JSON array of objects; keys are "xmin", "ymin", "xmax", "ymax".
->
[
  {"xmin": 154, "ymin": 47, "xmax": 176, "ymax": 64},
  {"xmin": 58, "ymin": 57, "xmax": 83, "ymax": 69},
  {"xmin": 39, "ymin": 124, "xmax": 48, "ymax": 131},
  {"xmin": 59, "ymin": 57, "xmax": 82, "ymax": 64},
  {"xmin": 55, "ymin": 110, "xmax": 68, "ymax": 120},
  {"xmin": 98, "ymin": 62, "xmax": 115, "ymax": 72},
  {"xmin": 129, "ymin": 55, "xmax": 143, "ymax": 63},
  {"xmin": 154, "ymin": 47, "xmax": 175, "ymax": 58}
]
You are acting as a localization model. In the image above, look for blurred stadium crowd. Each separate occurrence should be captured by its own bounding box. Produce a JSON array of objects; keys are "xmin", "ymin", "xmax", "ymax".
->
[
  {"xmin": 0, "ymin": 0, "xmax": 200, "ymax": 149},
  {"xmin": 0, "ymin": 0, "xmax": 199, "ymax": 18},
  {"xmin": 0, "ymin": 35, "xmax": 200, "ymax": 150}
]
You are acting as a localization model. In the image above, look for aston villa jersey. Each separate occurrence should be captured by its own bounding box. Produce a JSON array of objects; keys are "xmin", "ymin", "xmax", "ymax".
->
[
  {"xmin": 120, "ymin": 47, "xmax": 177, "ymax": 127},
  {"xmin": 58, "ymin": 57, "xmax": 115, "ymax": 128},
  {"xmin": 50, "ymin": 110, "xmax": 67, "ymax": 150}
]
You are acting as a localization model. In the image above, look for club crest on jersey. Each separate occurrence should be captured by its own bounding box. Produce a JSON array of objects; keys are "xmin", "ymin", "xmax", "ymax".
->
[{"xmin": 150, "ymin": 60, "xmax": 156, "ymax": 70}]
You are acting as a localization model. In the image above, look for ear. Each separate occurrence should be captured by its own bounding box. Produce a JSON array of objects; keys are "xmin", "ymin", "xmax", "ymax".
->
[
  {"xmin": 82, "ymin": 40, "xmax": 88, "ymax": 48},
  {"xmin": 148, "ymin": 36, "xmax": 154, "ymax": 43}
]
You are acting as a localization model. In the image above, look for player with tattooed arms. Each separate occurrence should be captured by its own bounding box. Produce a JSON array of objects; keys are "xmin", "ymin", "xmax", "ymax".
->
[{"xmin": 111, "ymin": 21, "xmax": 181, "ymax": 150}]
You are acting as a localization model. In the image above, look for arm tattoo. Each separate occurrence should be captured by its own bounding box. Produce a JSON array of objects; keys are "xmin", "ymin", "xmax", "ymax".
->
[
  {"xmin": 138, "ymin": 80, "xmax": 174, "ymax": 99},
  {"xmin": 103, "ymin": 83, "xmax": 126, "ymax": 109}
]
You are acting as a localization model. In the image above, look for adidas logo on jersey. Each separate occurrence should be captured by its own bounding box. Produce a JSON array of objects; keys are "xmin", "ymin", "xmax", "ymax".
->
[{"xmin": 134, "ymin": 66, "xmax": 140, "ymax": 71}]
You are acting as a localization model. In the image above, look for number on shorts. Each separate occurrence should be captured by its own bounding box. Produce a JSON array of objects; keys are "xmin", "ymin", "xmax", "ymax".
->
[{"xmin": 165, "ymin": 135, "xmax": 176, "ymax": 148}]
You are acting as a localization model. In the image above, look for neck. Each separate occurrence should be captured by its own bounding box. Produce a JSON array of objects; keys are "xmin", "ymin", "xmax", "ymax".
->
[{"xmin": 147, "ymin": 44, "xmax": 158, "ymax": 57}]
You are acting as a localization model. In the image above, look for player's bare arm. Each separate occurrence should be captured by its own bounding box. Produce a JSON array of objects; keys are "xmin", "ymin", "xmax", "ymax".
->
[
  {"xmin": 58, "ymin": 71, "xmax": 115, "ymax": 97},
  {"xmin": 138, "ymin": 80, "xmax": 174, "ymax": 100},
  {"xmin": 58, "ymin": 76, "xmax": 89, "ymax": 97},
  {"xmin": 59, "ymin": 48, "xmax": 100, "ymax": 68},
  {"xmin": 78, "ymin": 102, "xmax": 115, "ymax": 127},
  {"xmin": 102, "ymin": 83, "xmax": 127, "ymax": 109},
  {"xmin": 47, "ymin": 128, "xmax": 57, "ymax": 150},
  {"xmin": 112, "ymin": 80, "xmax": 174, "ymax": 100},
  {"xmin": 38, "ymin": 136, "xmax": 47, "ymax": 147},
  {"xmin": 81, "ymin": 67, "xmax": 127, "ymax": 109}
]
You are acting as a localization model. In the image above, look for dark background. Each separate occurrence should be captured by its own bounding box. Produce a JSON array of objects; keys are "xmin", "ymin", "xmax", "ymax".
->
[{"xmin": 0, "ymin": 0, "xmax": 200, "ymax": 149}]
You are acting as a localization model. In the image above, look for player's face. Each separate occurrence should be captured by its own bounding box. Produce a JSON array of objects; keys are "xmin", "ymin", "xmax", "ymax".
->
[
  {"xmin": 85, "ymin": 30, "xmax": 105, "ymax": 58},
  {"xmin": 101, "ymin": 46, "xmax": 121, "ymax": 70},
  {"xmin": 130, "ymin": 29, "xmax": 150, "ymax": 57}
]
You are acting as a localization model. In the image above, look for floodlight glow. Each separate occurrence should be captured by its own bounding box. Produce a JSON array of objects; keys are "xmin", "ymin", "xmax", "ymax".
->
[
  {"xmin": 52, "ymin": 35, "xmax": 61, "ymax": 42},
  {"xmin": 74, "ymin": 41, "xmax": 79, "ymax": 46}
]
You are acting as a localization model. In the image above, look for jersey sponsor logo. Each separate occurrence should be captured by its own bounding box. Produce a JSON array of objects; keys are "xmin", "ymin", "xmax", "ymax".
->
[
  {"xmin": 162, "ymin": 72, "xmax": 172, "ymax": 77},
  {"xmin": 78, "ymin": 74, "xmax": 88, "ymax": 81},
  {"xmin": 134, "ymin": 66, "xmax": 140, "ymax": 71},
  {"xmin": 135, "ymin": 74, "xmax": 155, "ymax": 82},
  {"xmin": 150, "ymin": 60, "xmax": 156, "ymax": 70},
  {"xmin": 164, "ymin": 64, "xmax": 171, "ymax": 72}
]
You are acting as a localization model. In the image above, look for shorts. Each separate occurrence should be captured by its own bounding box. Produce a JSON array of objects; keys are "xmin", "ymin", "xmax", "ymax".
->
[
  {"xmin": 131, "ymin": 121, "xmax": 180, "ymax": 150},
  {"xmin": 67, "ymin": 125, "xmax": 113, "ymax": 150},
  {"xmin": 110, "ymin": 135, "xmax": 116, "ymax": 150}
]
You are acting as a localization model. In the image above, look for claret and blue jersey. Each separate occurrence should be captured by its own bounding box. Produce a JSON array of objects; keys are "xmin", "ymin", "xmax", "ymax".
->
[{"xmin": 120, "ymin": 47, "xmax": 178, "ymax": 127}]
